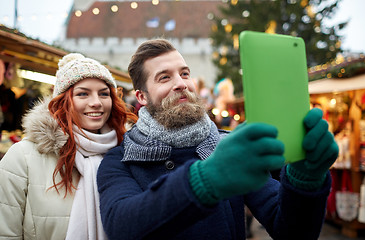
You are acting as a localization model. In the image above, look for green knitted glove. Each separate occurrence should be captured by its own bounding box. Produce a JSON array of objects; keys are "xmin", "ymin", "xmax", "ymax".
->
[
  {"xmin": 189, "ymin": 123, "xmax": 285, "ymax": 205},
  {"xmin": 287, "ymin": 108, "xmax": 339, "ymax": 191}
]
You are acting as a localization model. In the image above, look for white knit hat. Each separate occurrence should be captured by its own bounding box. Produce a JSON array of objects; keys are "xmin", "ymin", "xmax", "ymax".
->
[{"xmin": 53, "ymin": 53, "xmax": 117, "ymax": 97}]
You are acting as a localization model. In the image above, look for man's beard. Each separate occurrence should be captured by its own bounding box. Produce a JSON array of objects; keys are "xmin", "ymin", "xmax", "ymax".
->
[{"xmin": 146, "ymin": 90, "xmax": 207, "ymax": 129}]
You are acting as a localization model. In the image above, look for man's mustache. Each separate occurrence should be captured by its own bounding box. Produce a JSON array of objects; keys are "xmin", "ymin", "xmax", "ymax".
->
[{"xmin": 161, "ymin": 90, "xmax": 198, "ymax": 109}]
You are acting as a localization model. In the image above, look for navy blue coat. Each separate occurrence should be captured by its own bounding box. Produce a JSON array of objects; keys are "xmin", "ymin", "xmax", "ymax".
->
[{"xmin": 97, "ymin": 144, "xmax": 331, "ymax": 240}]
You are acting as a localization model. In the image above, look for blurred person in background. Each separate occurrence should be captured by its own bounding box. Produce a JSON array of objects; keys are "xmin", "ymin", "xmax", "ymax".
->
[
  {"xmin": 196, "ymin": 77, "xmax": 214, "ymax": 111},
  {"xmin": 213, "ymin": 77, "xmax": 235, "ymax": 128},
  {"xmin": 97, "ymin": 39, "xmax": 338, "ymax": 240},
  {"xmin": 0, "ymin": 53, "xmax": 137, "ymax": 240}
]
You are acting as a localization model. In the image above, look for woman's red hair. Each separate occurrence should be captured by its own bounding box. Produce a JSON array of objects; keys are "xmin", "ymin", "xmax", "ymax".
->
[{"xmin": 48, "ymin": 84, "xmax": 137, "ymax": 197}]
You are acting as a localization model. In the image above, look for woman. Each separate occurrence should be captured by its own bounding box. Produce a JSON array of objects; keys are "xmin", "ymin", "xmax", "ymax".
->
[{"xmin": 0, "ymin": 53, "xmax": 137, "ymax": 239}]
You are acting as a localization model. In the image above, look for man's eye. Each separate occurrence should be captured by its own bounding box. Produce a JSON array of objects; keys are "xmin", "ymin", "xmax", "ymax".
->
[
  {"xmin": 182, "ymin": 72, "xmax": 190, "ymax": 77},
  {"xmin": 159, "ymin": 75, "xmax": 169, "ymax": 81}
]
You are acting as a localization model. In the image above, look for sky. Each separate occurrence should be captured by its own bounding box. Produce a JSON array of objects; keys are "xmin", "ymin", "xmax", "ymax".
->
[
  {"xmin": 0, "ymin": 0, "xmax": 364, "ymax": 54},
  {"xmin": 1, "ymin": 0, "xmax": 74, "ymax": 44},
  {"xmin": 322, "ymin": 0, "xmax": 365, "ymax": 54}
]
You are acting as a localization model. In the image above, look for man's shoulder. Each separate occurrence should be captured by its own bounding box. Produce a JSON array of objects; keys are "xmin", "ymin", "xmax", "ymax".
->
[
  {"xmin": 99, "ymin": 145, "xmax": 125, "ymax": 175},
  {"xmin": 104, "ymin": 144, "xmax": 124, "ymax": 160}
]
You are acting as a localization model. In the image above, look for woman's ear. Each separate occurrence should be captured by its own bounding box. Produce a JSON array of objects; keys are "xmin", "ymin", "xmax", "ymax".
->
[{"xmin": 135, "ymin": 90, "xmax": 148, "ymax": 106}]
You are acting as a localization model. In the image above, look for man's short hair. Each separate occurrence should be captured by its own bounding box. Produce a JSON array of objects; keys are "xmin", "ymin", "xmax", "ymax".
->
[{"xmin": 128, "ymin": 39, "xmax": 176, "ymax": 91}]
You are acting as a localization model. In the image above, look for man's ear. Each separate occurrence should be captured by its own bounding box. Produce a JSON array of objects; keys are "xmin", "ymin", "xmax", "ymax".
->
[{"xmin": 135, "ymin": 90, "xmax": 148, "ymax": 106}]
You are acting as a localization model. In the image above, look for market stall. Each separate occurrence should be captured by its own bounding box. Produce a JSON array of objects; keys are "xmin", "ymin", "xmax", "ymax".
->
[{"xmin": 309, "ymin": 73, "xmax": 365, "ymax": 238}]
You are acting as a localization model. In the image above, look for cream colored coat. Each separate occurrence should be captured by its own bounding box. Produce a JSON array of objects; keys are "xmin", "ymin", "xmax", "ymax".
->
[{"xmin": 0, "ymin": 98, "xmax": 79, "ymax": 240}]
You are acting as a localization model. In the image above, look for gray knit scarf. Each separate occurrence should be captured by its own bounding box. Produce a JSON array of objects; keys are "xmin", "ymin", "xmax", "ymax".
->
[{"xmin": 123, "ymin": 107, "xmax": 226, "ymax": 162}]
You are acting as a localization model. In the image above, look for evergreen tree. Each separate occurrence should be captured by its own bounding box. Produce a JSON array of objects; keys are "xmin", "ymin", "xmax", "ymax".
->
[{"xmin": 210, "ymin": 0, "xmax": 347, "ymax": 94}]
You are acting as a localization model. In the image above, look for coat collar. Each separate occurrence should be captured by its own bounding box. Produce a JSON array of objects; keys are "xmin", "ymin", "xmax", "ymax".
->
[{"xmin": 22, "ymin": 96, "xmax": 68, "ymax": 156}]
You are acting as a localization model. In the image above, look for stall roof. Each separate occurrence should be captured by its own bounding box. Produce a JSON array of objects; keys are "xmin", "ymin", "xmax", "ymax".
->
[
  {"xmin": 0, "ymin": 26, "xmax": 132, "ymax": 86},
  {"xmin": 308, "ymin": 73, "xmax": 365, "ymax": 94}
]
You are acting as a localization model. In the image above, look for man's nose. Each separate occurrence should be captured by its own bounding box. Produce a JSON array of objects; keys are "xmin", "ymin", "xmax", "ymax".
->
[{"xmin": 173, "ymin": 76, "xmax": 188, "ymax": 91}]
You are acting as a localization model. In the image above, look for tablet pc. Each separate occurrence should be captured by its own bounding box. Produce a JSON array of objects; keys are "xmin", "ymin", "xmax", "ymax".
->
[{"xmin": 239, "ymin": 31, "xmax": 310, "ymax": 163}]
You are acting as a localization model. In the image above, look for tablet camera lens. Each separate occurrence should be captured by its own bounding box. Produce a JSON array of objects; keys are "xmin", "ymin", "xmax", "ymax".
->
[{"xmin": 293, "ymin": 43, "xmax": 298, "ymax": 47}]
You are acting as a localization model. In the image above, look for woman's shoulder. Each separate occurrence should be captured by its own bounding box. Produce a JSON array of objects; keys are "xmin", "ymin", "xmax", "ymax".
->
[
  {"xmin": 2, "ymin": 138, "xmax": 55, "ymax": 162},
  {"xmin": 4, "ymin": 138, "xmax": 37, "ymax": 155},
  {"xmin": 0, "ymin": 139, "xmax": 39, "ymax": 178}
]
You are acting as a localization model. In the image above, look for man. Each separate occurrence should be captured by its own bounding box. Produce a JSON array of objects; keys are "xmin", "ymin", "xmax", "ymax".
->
[{"xmin": 97, "ymin": 39, "xmax": 338, "ymax": 240}]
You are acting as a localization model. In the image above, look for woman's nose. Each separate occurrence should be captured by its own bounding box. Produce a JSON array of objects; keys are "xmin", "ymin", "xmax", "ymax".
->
[{"xmin": 89, "ymin": 94, "xmax": 102, "ymax": 107}]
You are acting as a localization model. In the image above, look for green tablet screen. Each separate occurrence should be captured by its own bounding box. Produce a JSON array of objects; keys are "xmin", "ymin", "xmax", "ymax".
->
[{"xmin": 239, "ymin": 31, "xmax": 310, "ymax": 163}]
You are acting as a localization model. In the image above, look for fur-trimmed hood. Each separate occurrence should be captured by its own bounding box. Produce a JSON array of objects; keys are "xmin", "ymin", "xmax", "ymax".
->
[{"xmin": 21, "ymin": 96, "xmax": 68, "ymax": 156}]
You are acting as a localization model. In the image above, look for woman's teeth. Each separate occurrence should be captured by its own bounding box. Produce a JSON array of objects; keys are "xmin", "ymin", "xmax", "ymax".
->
[{"xmin": 86, "ymin": 112, "xmax": 102, "ymax": 117}]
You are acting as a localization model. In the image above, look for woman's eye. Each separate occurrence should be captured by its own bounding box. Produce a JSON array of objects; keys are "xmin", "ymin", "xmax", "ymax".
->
[
  {"xmin": 76, "ymin": 92, "xmax": 88, "ymax": 96},
  {"xmin": 100, "ymin": 92, "xmax": 110, "ymax": 97}
]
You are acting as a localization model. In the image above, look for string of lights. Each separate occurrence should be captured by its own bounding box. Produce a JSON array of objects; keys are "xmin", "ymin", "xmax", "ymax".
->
[{"xmin": 2, "ymin": 0, "xmax": 227, "ymax": 24}]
